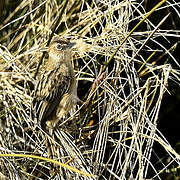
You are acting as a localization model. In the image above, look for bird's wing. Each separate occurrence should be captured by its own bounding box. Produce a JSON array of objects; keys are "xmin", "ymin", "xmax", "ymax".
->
[{"xmin": 32, "ymin": 69, "xmax": 71, "ymax": 127}]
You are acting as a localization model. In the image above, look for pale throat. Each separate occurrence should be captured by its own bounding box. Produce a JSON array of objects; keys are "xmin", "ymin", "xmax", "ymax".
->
[
  {"xmin": 46, "ymin": 50, "xmax": 72, "ymax": 72},
  {"xmin": 49, "ymin": 50, "xmax": 71, "ymax": 62}
]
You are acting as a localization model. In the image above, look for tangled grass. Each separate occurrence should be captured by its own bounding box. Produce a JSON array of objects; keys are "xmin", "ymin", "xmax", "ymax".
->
[{"xmin": 0, "ymin": 0, "xmax": 180, "ymax": 179}]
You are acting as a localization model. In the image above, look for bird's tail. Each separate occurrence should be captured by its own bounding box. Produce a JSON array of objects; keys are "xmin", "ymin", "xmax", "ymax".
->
[{"xmin": 45, "ymin": 128, "xmax": 93, "ymax": 178}]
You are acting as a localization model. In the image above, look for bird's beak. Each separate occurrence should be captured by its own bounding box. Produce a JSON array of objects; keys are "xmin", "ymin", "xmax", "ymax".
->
[{"xmin": 67, "ymin": 42, "xmax": 76, "ymax": 48}]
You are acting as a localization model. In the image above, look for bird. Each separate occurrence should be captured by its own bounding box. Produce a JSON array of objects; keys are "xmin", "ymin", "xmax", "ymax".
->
[{"xmin": 32, "ymin": 37, "xmax": 78, "ymax": 130}]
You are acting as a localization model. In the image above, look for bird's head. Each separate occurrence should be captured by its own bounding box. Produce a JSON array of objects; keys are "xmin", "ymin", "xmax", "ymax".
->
[{"xmin": 48, "ymin": 37, "xmax": 75, "ymax": 61}]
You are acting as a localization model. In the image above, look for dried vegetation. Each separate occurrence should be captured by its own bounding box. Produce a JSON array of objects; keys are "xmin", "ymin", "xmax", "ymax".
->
[{"xmin": 0, "ymin": 0, "xmax": 180, "ymax": 179}]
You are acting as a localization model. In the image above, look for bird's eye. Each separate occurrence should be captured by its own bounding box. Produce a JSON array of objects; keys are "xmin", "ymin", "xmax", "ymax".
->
[{"xmin": 56, "ymin": 44, "xmax": 62, "ymax": 50}]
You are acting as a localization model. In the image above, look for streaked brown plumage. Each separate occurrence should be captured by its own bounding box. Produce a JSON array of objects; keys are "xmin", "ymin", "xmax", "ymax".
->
[{"xmin": 32, "ymin": 37, "xmax": 78, "ymax": 129}]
